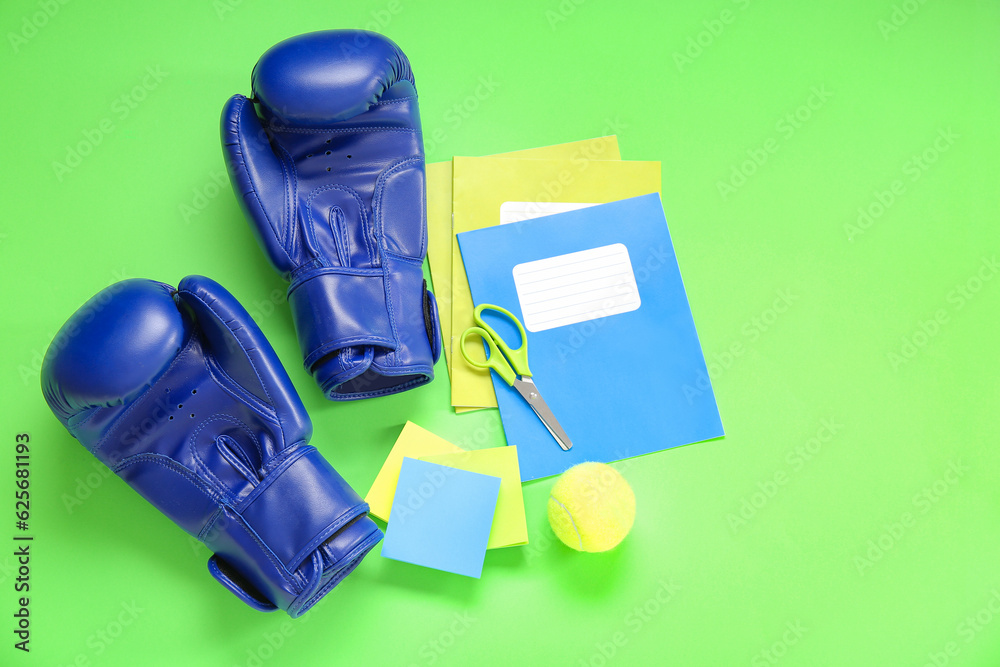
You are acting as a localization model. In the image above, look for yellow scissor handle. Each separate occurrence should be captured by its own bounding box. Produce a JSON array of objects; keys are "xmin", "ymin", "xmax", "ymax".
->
[
  {"xmin": 475, "ymin": 304, "xmax": 531, "ymax": 374},
  {"xmin": 460, "ymin": 304, "xmax": 532, "ymax": 385},
  {"xmin": 460, "ymin": 326, "xmax": 516, "ymax": 386}
]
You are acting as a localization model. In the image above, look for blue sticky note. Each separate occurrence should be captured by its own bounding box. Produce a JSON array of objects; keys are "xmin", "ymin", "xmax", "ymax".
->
[
  {"xmin": 457, "ymin": 193, "xmax": 725, "ymax": 481},
  {"xmin": 381, "ymin": 458, "xmax": 501, "ymax": 578}
]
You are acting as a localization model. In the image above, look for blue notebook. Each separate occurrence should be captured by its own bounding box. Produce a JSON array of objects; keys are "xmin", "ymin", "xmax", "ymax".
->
[{"xmin": 456, "ymin": 193, "xmax": 724, "ymax": 481}]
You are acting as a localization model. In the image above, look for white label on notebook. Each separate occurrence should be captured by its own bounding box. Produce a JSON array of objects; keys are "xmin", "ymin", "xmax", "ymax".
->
[
  {"xmin": 512, "ymin": 243, "xmax": 641, "ymax": 333},
  {"xmin": 499, "ymin": 201, "xmax": 599, "ymax": 225}
]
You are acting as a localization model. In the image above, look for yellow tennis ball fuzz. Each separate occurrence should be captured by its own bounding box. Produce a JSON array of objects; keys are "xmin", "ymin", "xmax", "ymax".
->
[{"xmin": 548, "ymin": 462, "xmax": 635, "ymax": 552}]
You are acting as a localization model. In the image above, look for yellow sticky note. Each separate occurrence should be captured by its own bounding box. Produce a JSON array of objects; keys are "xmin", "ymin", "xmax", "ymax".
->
[
  {"xmin": 426, "ymin": 136, "xmax": 622, "ymax": 393},
  {"xmin": 364, "ymin": 422, "xmax": 463, "ymax": 522},
  {"xmin": 449, "ymin": 156, "xmax": 662, "ymax": 409},
  {"xmin": 421, "ymin": 447, "xmax": 527, "ymax": 549}
]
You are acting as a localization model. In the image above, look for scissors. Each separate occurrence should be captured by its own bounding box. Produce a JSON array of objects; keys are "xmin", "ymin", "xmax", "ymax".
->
[{"xmin": 460, "ymin": 304, "xmax": 572, "ymax": 451}]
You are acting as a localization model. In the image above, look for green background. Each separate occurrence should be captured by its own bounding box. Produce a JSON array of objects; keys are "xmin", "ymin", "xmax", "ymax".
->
[{"xmin": 2, "ymin": 0, "xmax": 999, "ymax": 664}]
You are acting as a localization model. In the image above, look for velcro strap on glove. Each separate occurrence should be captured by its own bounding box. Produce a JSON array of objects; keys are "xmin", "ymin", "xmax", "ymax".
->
[
  {"xmin": 288, "ymin": 268, "xmax": 395, "ymax": 370},
  {"xmin": 203, "ymin": 445, "xmax": 373, "ymax": 613},
  {"xmin": 238, "ymin": 445, "xmax": 368, "ymax": 572}
]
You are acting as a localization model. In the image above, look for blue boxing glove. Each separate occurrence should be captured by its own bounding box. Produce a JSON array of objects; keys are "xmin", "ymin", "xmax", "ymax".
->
[
  {"xmin": 221, "ymin": 30, "xmax": 440, "ymax": 400},
  {"xmin": 41, "ymin": 276, "xmax": 382, "ymax": 617}
]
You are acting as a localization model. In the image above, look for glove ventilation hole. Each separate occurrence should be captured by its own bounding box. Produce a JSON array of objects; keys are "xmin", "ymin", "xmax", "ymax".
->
[{"xmin": 165, "ymin": 389, "xmax": 179, "ymax": 420}]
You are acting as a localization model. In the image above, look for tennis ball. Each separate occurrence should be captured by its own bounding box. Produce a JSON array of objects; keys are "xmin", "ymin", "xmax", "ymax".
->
[{"xmin": 547, "ymin": 462, "xmax": 635, "ymax": 552}]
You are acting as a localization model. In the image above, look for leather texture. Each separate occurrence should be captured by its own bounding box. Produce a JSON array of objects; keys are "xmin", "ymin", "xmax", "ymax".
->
[
  {"xmin": 221, "ymin": 29, "xmax": 441, "ymax": 400},
  {"xmin": 41, "ymin": 275, "xmax": 382, "ymax": 617}
]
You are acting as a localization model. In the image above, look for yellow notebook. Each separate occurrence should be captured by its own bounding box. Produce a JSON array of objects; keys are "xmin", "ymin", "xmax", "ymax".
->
[
  {"xmin": 449, "ymin": 156, "xmax": 662, "ymax": 409},
  {"xmin": 425, "ymin": 136, "xmax": 621, "ymax": 408}
]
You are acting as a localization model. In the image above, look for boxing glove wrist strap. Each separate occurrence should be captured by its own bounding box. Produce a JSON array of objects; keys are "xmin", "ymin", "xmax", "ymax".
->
[
  {"xmin": 200, "ymin": 445, "xmax": 371, "ymax": 613},
  {"xmin": 288, "ymin": 268, "xmax": 394, "ymax": 369},
  {"xmin": 227, "ymin": 445, "xmax": 369, "ymax": 572}
]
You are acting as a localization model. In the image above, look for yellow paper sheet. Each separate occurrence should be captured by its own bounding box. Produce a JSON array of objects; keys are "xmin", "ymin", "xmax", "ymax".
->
[
  {"xmin": 425, "ymin": 137, "xmax": 622, "ymax": 401},
  {"xmin": 364, "ymin": 421, "xmax": 463, "ymax": 522},
  {"xmin": 449, "ymin": 156, "xmax": 662, "ymax": 409},
  {"xmin": 420, "ymin": 447, "xmax": 527, "ymax": 549},
  {"xmin": 426, "ymin": 162, "xmax": 483, "ymax": 413}
]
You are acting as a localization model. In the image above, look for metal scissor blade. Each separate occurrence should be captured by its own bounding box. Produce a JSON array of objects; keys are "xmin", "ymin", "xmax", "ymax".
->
[{"xmin": 513, "ymin": 377, "xmax": 573, "ymax": 451}]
